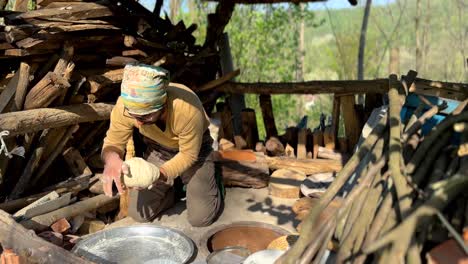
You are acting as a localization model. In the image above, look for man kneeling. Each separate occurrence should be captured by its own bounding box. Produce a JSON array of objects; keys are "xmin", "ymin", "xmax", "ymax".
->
[{"xmin": 101, "ymin": 64, "xmax": 222, "ymax": 227}]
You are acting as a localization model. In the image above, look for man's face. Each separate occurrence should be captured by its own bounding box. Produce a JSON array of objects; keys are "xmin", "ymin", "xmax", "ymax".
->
[{"xmin": 127, "ymin": 109, "xmax": 163, "ymax": 126}]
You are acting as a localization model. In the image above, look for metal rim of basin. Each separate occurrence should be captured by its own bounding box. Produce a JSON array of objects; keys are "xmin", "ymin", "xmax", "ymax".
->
[
  {"xmin": 72, "ymin": 224, "xmax": 195, "ymax": 264},
  {"xmin": 198, "ymin": 221, "xmax": 291, "ymax": 257}
]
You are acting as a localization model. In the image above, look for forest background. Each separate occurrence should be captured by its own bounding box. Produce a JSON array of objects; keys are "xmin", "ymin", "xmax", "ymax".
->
[{"xmin": 98, "ymin": 0, "xmax": 468, "ymax": 139}]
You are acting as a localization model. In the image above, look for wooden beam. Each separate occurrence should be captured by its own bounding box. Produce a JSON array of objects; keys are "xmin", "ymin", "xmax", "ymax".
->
[
  {"xmin": 197, "ymin": 69, "xmax": 240, "ymax": 92},
  {"xmin": 0, "ymin": 103, "xmax": 114, "ymax": 138},
  {"xmin": 0, "ymin": 210, "xmax": 93, "ymax": 263},
  {"xmin": 341, "ymin": 96, "xmax": 361, "ymax": 153},
  {"xmin": 266, "ymin": 156, "xmax": 343, "ymax": 175},
  {"xmin": 216, "ymin": 79, "xmax": 388, "ymax": 94}
]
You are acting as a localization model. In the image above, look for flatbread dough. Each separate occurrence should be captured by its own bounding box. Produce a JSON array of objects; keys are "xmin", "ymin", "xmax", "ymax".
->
[{"xmin": 122, "ymin": 157, "xmax": 160, "ymax": 188}]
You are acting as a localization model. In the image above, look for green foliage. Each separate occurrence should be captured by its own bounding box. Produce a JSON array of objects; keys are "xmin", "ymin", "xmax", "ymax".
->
[{"xmin": 175, "ymin": 0, "xmax": 466, "ymax": 140}]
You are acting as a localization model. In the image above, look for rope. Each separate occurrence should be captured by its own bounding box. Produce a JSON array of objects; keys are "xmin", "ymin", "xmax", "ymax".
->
[{"xmin": 0, "ymin": 131, "xmax": 25, "ymax": 158}]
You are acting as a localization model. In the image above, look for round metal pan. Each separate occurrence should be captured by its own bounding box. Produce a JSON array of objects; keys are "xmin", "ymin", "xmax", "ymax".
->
[{"xmin": 72, "ymin": 224, "xmax": 195, "ymax": 264}]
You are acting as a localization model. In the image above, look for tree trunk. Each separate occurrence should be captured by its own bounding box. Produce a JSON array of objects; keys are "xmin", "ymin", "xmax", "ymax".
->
[
  {"xmin": 259, "ymin": 94, "xmax": 278, "ymax": 139},
  {"xmin": 170, "ymin": 0, "xmax": 180, "ymax": 22},
  {"xmin": 0, "ymin": 103, "xmax": 114, "ymax": 137},
  {"xmin": 296, "ymin": 3, "xmax": 305, "ymax": 82},
  {"xmin": 415, "ymin": 0, "xmax": 422, "ymax": 71},
  {"xmin": 357, "ymin": 0, "xmax": 372, "ymax": 80}
]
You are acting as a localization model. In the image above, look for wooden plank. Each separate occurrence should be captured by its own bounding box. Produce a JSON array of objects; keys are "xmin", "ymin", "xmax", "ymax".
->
[
  {"xmin": 13, "ymin": 191, "xmax": 59, "ymax": 219},
  {"xmin": 0, "ymin": 210, "xmax": 93, "ymax": 263},
  {"xmin": 217, "ymin": 79, "xmax": 388, "ymax": 95},
  {"xmin": 0, "ymin": 67, "xmax": 20, "ymax": 113},
  {"xmin": 22, "ymin": 193, "xmax": 72, "ymax": 219},
  {"xmin": 13, "ymin": 62, "xmax": 31, "ymax": 111},
  {"xmin": 266, "ymin": 156, "xmax": 343, "ymax": 175},
  {"xmin": 197, "ymin": 69, "xmax": 240, "ymax": 92}
]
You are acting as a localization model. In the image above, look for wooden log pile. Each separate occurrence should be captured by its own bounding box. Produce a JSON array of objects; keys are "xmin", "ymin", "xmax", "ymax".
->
[
  {"xmin": 277, "ymin": 73, "xmax": 468, "ymax": 264},
  {"xmin": 0, "ymin": 0, "xmax": 224, "ymax": 259}
]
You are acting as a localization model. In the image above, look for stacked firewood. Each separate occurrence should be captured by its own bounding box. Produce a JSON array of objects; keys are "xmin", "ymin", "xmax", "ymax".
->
[
  {"xmin": 0, "ymin": 0, "xmax": 223, "ymax": 250},
  {"xmin": 278, "ymin": 74, "xmax": 468, "ymax": 263}
]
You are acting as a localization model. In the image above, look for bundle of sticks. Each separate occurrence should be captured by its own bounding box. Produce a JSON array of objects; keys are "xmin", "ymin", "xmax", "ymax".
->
[{"xmin": 278, "ymin": 73, "xmax": 468, "ymax": 263}]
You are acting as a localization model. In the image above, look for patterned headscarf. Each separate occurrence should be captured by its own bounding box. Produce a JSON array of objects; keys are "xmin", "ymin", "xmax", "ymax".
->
[{"xmin": 121, "ymin": 64, "xmax": 169, "ymax": 115}]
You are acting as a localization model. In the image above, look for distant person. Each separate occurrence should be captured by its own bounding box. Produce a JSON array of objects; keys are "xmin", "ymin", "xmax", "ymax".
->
[{"xmin": 101, "ymin": 63, "xmax": 222, "ymax": 227}]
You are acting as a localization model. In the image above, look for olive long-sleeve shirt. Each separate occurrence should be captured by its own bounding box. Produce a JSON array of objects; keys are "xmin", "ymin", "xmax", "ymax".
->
[{"xmin": 102, "ymin": 82, "xmax": 210, "ymax": 180}]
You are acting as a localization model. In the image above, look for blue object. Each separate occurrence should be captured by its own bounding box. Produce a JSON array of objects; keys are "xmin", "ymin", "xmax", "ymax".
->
[{"xmin": 401, "ymin": 93, "xmax": 461, "ymax": 136}]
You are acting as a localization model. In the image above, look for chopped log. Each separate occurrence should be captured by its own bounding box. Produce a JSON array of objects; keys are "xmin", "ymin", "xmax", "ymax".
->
[
  {"xmin": 20, "ymin": 194, "xmax": 118, "ymax": 232},
  {"xmin": 216, "ymin": 79, "xmax": 388, "ymax": 95},
  {"xmin": 24, "ymin": 71, "xmax": 71, "ymax": 110},
  {"xmin": 266, "ymin": 156, "xmax": 343, "ymax": 175},
  {"xmin": 87, "ymin": 68, "xmax": 124, "ymax": 94},
  {"xmin": 312, "ymin": 130, "xmax": 324, "ymax": 159},
  {"xmin": 50, "ymin": 218, "xmax": 71, "ymax": 234},
  {"xmin": 215, "ymin": 150, "xmax": 270, "ymax": 188},
  {"xmin": 62, "ymin": 147, "xmax": 92, "ymax": 177},
  {"xmin": 13, "ymin": 62, "xmax": 31, "ymax": 111},
  {"xmin": 53, "ymin": 43, "xmax": 74, "ymax": 76},
  {"xmin": 265, "ymin": 137, "xmax": 285, "ymax": 156},
  {"xmin": 0, "ymin": 102, "xmax": 114, "ymax": 138},
  {"xmin": 269, "ymin": 169, "xmax": 307, "ymax": 199},
  {"xmin": 241, "ymin": 108, "xmax": 259, "ymax": 149},
  {"xmin": 219, "ymin": 138, "xmax": 235, "ymax": 151},
  {"xmin": 297, "ymin": 129, "xmax": 308, "ymax": 159},
  {"xmin": 341, "ymin": 95, "xmax": 361, "ymax": 153},
  {"xmin": 259, "ymin": 94, "xmax": 278, "ymax": 139},
  {"xmin": 0, "ymin": 210, "xmax": 93, "ymax": 263}
]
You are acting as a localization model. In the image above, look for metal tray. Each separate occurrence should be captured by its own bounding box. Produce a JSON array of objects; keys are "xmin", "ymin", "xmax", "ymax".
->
[{"xmin": 72, "ymin": 224, "xmax": 194, "ymax": 264}]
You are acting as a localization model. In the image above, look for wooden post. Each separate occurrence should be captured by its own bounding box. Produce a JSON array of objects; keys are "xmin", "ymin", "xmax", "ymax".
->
[
  {"xmin": 241, "ymin": 108, "xmax": 259, "ymax": 150},
  {"xmin": 341, "ymin": 96, "xmax": 360, "ymax": 153},
  {"xmin": 331, "ymin": 95, "xmax": 340, "ymax": 145},
  {"xmin": 219, "ymin": 33, "xmax": 245, "ymax": 149},
  {"xmin": 297, "ymin": 128, "xmax": 308, "ymax": 159},
  {"xmin": 259, "ymin": 94, "xmax": 278, "ymax": 139},
  {"xmin": 312, "ymin": 130, "xmax": 324, "ymax": 159}
]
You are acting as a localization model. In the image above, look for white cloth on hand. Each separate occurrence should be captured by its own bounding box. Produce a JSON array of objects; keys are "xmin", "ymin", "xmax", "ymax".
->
[{"xmin": 122, "ymin": 157, "xmax": 160, "ymax": 189}]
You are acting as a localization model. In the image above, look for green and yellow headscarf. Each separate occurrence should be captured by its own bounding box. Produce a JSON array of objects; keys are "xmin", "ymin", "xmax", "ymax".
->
[{"xmin": 121, "ymin": 64, "xmax": 169, "ymax": 115}]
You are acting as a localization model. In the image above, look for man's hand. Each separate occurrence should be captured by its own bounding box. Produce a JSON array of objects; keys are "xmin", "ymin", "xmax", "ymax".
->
[{"xmin": 102, "ymin": 151, "xmax": 125, "ymax": 196}]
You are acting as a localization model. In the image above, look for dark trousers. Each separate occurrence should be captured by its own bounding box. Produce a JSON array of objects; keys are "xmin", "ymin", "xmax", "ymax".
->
[{"xmin": 127, "ymin": 131, "xmax": 222, "ymax": 227}]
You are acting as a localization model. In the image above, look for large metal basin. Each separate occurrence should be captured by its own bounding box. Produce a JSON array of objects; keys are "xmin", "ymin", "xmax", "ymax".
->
[{"xmin": 72, "ymin": 224, "xmax": 194, "ymax": 264}]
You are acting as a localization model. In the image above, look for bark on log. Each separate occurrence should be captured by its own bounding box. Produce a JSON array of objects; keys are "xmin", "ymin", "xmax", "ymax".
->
[
  {"xmin": 20, "ymin": 194, "xmax": 118, "ymax": 232},
  {"xmin": 266, "ymin": 156, "xmax": 343, "ymax": 175},
  {"xmin": 216, "ymin": 79, "xmax": 388, "ymax": 95},
  {"xmin": 215, "ymin": 150, "xmax": 269, "ymax": 189},
  {"xmin": 0, "ymin": 103, "xmax": 114, "ymax": 137},
  {"xmin": 0, "ymin": 210, "xmax": 93, "ymax": 263}
]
